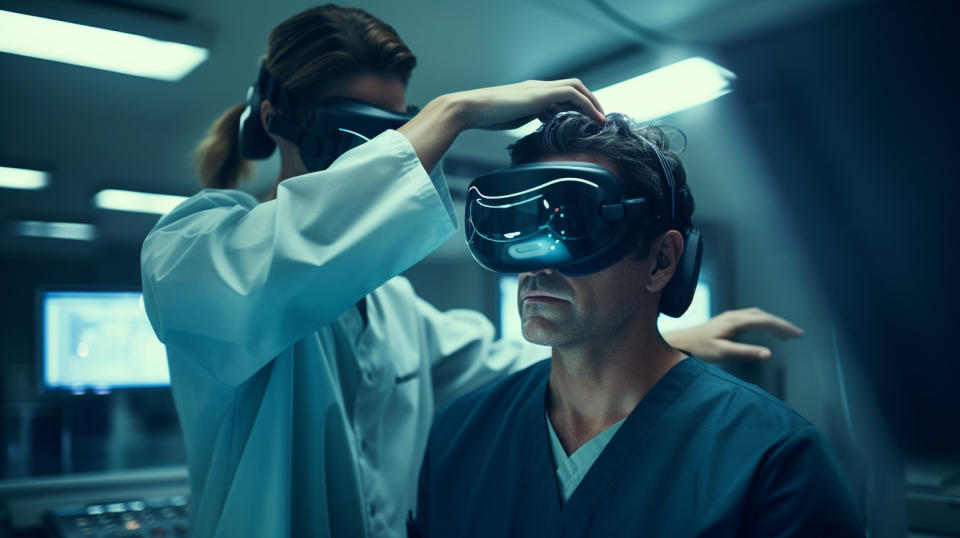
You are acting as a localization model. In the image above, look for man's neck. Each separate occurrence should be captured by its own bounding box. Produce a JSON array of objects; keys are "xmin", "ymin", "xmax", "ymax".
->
[{"xmin": 546, "ymin": 317, "xmax": 685, "ymax": 456}]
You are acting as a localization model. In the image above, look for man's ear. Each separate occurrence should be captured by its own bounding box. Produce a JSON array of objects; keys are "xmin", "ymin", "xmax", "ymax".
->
[
  {"xmin": 646, "ymin": 230, "xmax": 684, "ymax": 293},
  {"xmin": 260, "ymin": 99, "xmax": 277, "ymax": 134}
]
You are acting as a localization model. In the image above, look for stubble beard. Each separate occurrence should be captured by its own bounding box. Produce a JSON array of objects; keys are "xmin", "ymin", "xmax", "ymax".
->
[{"xmin": 519, "ymin": 300, "xmax": 586, "ymax": 347}]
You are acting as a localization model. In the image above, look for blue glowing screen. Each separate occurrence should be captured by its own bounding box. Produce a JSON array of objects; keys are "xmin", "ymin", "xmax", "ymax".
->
[{"xmin": 42, "ymin": 291, "xmax": 169, "ymax": 392}]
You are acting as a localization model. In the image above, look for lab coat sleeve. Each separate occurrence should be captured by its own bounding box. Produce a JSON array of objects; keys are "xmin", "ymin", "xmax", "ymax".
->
[
  {"xmin": 745, "ymin": 425, "xmax": 865, "ymax": 537},
  {"xmin": 411, "ymin": 292, "xmax": 547, "ymax": 411},
  {"xmin": 140, "ymin": 130, "xmax": 457, "ymax": 387},
  {"xmin": 414, "ymin": 439, "xmax": 431, "ymax": 538}
]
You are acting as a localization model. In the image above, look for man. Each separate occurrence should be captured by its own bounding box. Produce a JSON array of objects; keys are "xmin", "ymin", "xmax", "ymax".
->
[{"xmin": 414, "ymin": 112, "xmax": 863, "ymax": 537}]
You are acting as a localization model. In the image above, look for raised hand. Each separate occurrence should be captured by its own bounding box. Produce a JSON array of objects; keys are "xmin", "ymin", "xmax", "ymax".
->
[
  {"xmin": 663, "ymin": 307, "xmax": 805, "ymax": 362},
  {"xmin": 398, "ymin": 79, "xmax": 604, "ymax": 172}
]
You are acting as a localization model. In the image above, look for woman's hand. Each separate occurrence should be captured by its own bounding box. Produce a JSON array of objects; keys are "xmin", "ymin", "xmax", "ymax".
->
[
  {"xmin": 663, "ymin": 307, "xmax": 805, "ymax": 362},
  {"xmin": 450, "ymin": 78, "xmax": 606, "ymax": 130},
  {"xmin": 398, "ymin": 79, "xmax": 604, "ymax": 172}
]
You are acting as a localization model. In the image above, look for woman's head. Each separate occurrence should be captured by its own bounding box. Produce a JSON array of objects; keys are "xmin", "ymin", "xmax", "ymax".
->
[
  {"xmin": 195, "ymin": 4, "xmax": 417, "ymax": 189},
  {"xmin": 261, "ymin": 5, "xmax": 416, "ymax": 120}
]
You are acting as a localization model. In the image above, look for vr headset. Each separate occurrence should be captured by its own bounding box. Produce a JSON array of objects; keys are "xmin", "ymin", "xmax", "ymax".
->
[
  {"xmin": 465, "ymin": 128, "xmax": 703, "ymax": 317},
  {"xmin": 237, "ymin": 64, "xmax": 418, "ymax": 171}
]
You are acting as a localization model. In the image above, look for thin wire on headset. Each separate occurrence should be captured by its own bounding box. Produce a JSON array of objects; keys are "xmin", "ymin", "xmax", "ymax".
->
[{"xmin": 636, "ymin": 134, "xmax": 677, "ymax": 227}]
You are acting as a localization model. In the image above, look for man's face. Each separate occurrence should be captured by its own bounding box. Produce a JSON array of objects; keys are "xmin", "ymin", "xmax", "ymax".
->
[{"xmin": 517, "ymin": 153, "xmax": 656, "ymax": 347}]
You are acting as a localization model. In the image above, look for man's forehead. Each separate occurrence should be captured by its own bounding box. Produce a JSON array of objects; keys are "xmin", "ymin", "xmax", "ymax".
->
[{"xmin": 534, "ymin": 153, "xmax": 621, "ymax": 180}]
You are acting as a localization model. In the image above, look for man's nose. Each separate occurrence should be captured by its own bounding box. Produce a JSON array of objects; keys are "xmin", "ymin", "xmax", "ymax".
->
[{"xmin": 520, "ymin": 267, "xmax": 555, "ymax": 278}]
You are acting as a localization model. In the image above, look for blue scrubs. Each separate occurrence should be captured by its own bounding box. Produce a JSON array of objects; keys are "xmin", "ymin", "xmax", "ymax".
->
[{"xmin": 416, "ymin": 357, "xmax": 864, "ymax": 537}]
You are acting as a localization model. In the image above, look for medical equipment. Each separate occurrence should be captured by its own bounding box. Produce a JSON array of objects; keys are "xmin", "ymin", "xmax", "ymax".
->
[
  {"xmin": 45, "ymin": 495, "xmax": 189, "ymax": 537},
  {"xmin": 238, "ymin": 64, "xmax": 417, "ymax": 171},
  {"xmin": 40, "ymin": 289, "xmax": 170, "ymax": 392}
]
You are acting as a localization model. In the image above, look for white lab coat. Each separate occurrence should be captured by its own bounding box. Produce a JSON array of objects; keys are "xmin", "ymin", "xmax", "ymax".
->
[{"xmin": 140, "ymin": 130, "xmax": 542, "ymax": 537}]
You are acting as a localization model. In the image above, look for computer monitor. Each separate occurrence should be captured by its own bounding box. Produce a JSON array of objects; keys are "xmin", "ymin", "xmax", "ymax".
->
[
  {"xmin": 39, "ymin": 289, "xmax": 169, "ymax": 393},
  {"xmin": 498, "ymin": 276, "xmax": 712, "ymax": 341}
]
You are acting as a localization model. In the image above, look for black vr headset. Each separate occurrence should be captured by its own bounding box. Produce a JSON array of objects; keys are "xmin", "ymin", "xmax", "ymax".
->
[
  {"xmin": 238, "ymin": 64, "xmax": 418, "ymax": 171},
  {"xmin": 465, "ymin": 127, "xmax": 703, "ymax": 317}
]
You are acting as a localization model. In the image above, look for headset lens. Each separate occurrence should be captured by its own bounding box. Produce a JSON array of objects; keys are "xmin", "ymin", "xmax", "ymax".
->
[
  {"xmin": 468, "ymin": 182, "xmax": 604, "ymax": 242},
  {"xmin": 548, "ymin": 206, "xmax": 591, "ymax": 238},
  {"xmin": 465, "ymin": 164, "xmax": 645, "ymax": 274},
  {"xmin": 470, "ymin": 195, "xmax": 546, "ymax": 241}
]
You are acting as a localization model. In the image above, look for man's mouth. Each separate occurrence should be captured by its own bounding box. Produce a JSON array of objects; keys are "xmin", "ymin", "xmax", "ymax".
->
[{"xmin": 521, "ymin": 291, "xmax": 566, "ymax": 303}]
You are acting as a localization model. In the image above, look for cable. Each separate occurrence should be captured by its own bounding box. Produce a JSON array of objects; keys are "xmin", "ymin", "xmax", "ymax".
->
[
  {"xmin": 832, "ymin": 325, "xmax": 858, "ymax": 444},
  {"xmin": 586, "ymin": 0, "xmax": 712, "ymax": 47},
  {"xmin": 833, "ymin": 325, "xmax": 875, "ymax": 537}
]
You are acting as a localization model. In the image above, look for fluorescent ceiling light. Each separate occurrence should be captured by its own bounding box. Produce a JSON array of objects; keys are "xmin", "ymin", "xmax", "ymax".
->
[
  {"xmin": 0, "ymin": 10, "xmax": 208, "ymax": 81},
  {"xmin": 12, "ymin": 220, "xmax": 96, "ymax": 241},
  {"xmin": 94, "ymin": 189, "xmax": 188, "ymax": 215},
  {"xmin": 0, "ymin": 165, "xmax": 49, "ymax": 190},
  {"xmin": 596, "ymin": 57, "xmax": 735, "ymax": 121},
  {"xmin": 508, "ymin": 57, "xmax": 735, "ymax": 138}
]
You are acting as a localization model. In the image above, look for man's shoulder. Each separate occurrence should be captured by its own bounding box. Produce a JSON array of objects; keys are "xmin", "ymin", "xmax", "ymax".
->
[
  {"xmin": 438, "ymin": 358, "xmax": 550, "ymax": 419},
  {"xmin": 430, "ymin": 359, "xmax": 550, "ymax": 442},
  {"xmin": 691, "ymin": 359, "xmax": 813, "ymax": 434}
]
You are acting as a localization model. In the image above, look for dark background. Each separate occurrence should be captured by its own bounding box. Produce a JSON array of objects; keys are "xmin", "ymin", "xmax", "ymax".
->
[{"xmin": 1, "ymin": 0, "xmax": 958, "ymax": 536}]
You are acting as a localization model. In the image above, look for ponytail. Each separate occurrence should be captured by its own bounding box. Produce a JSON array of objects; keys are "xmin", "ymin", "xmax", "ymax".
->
[{"xmin": 193, "ymin": 102, "xmax": 254, "ymax": 189}]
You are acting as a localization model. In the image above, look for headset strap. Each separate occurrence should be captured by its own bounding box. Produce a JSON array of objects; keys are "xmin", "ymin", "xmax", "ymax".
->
[
  {"xmin": 601, "ymin": 197, "xmax": 651, "ymax": 221},
  {"xmin": 255, "ymin": 64, "xmax": 307, "ymax": 145},
  {"xmin": 265, "ymin": 115, "xmax": 305, "ymax": 145}
]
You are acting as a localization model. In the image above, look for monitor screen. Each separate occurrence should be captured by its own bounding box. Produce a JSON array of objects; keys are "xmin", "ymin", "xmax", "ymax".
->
[
  {"xmin": 498, "ymin": 276, "xmax": 712, "ymax": 341},
  {"xmin": 41, "ymin": 290, "xmax": 169, "ymax": 392}
]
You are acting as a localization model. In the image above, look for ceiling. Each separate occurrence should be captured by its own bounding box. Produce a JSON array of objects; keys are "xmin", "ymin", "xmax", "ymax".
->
[{"xmin": 0, "ymin": 0, "xmax": 858, "ymax": 252}]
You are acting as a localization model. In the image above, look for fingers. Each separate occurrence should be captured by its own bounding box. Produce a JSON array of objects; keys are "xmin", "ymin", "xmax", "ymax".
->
[
  {"xmin": 535, "ymin": 104, "xmax": 561, "ymax": 123},
  {"xmin": 727, "ymin": 307, "xmax": 805, "ymax": 340},
  {"xmin": 539, "ymin": 85, "xmax": 605, "ymax": 125},
  {"xmin": 715, "ymin": 340, "xmax": 773, "ymax": 362},
  {"xmin": 559, "ymin": 78, "xmax": 605, "ymax": 118},
  {"xmin": 537, "ymin": 104, "xmax": 569, "ymax": 123}
]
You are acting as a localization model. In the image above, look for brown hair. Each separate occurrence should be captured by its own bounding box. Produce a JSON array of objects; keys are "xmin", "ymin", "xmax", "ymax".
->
[{"xmin": 194, "ymin": 4, "xmax": 417, "ymax": 189}]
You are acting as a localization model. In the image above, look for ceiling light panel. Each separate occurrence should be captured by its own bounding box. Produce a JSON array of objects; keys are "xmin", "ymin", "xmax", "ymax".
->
[
  {"xmin": 0, "ymin": 7, "xmax": 209, "ymax": 81},
  {"xmin": 0, "ymin": 166, "xmax": 50, "ymax": 190},
  {"xmin": 508, "ymin": 57, "xmax": 736, "ymax": 138},
  {"xmin": 93, "ymin": 189, "xmax": 188, "ymax": 215},
  {"xmin": 11, "ymin": 220, "xmax": 96, "ymax": 241}
]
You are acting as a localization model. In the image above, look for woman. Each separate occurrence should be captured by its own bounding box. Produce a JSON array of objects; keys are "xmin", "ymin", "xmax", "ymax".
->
[{"xmin": 141, "ymin": 5, "xmax": 800, "ymax": 537}]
